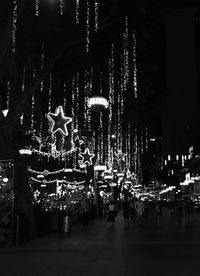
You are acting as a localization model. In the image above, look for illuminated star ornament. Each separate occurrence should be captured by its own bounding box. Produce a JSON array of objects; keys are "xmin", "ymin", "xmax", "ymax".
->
[
  {"xmin": 73, "ymin": 136, "xmax": 84, "ymax": 150},
  {"xmin": 79, "ymin": 148, "xmax": 95, "ymax": 165},
  {"xmin": 46, "ymin": 106, "xmax": 72, "ymax": 136}
]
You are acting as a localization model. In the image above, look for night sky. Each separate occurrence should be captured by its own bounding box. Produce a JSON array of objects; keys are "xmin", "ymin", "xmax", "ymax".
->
[{"xmin": 162, "ymin": 7, "xmax": 199, "ymax": 155}]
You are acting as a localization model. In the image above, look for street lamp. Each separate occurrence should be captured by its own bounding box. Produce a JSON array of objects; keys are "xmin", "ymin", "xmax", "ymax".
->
[{"xmin": 87, "ymin": 96, "xmax": 109, "ymax": 112}]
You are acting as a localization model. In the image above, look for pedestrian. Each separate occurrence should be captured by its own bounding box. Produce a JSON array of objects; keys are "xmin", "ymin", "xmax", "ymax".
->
[
  {"xmin": 135, "ymin": 198, "xmax": 144, "ymax": 226},
  {"xmin": 184, "ymin": 197, "xmax": 192, "ymax": 226},
  {"xmin": 129, "ymin": 198, "xmax": 136, "ymax": 221},
  {"xmin": 155, "ymin": 201, "xmax": 162, "ymax": 225},
  {"xmin": 122, "ymin": 198, "xmax": 130, "ymax": 227},
  {"xmin": 106, "ymin": 200, "xmax": 116, "ymax": 229},
  {"xmin": 80, "ymin": 197, "xmax": 90, "ymax": 227},
  {"xmin": 176, "ymin": 198, "xmax": 184, "ymax": 227}
]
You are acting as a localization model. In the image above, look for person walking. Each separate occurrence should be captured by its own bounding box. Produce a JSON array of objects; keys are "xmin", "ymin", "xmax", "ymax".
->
[
  {"xmin": 135, "ymin": 198, "xmax": 144, "ymax": 226},
  {"xmin": 122, "ymin": 198, "xmax": 130, "ymax": 227},
  {"xmin": 155, "ymin": 201, "xmax": 162, "ymax": 225},
  {"xmin": 106, "ymin": 200, "xmax": 116, "ymax": 229},
  {"xmin": 80, "ymin": 197, "xmax": 90, "ymax": 228},
  {"xmin": 184, "ymin": 197, "xmax": 192, "ymax": 226},
  {"xmin": 129, "ymin": 198, "xmax": 136, "ymax": 221}
]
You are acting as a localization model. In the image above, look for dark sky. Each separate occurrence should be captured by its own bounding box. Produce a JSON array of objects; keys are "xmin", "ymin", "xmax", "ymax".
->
[{"xmin": 162, "ymin": 7, "xmax": 199, "ymax": 154}]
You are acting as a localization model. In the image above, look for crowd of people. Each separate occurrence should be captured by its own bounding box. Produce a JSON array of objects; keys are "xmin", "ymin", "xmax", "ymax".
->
[{"xmin": 102, "ymin": 196, "xmax": 194, "ymax": 229}]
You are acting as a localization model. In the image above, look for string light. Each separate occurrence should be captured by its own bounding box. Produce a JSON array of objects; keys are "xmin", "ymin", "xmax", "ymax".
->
[
  {"xmin": 133, "ymin": 30, "xmax": 138, "ymax": 98},
  {"xmin": 6, "ymin": 81, "xmax": 10, "ymax": 110},
  {"xmin": 94, "ymin": 0, "xmax": 99, "ymax": 32},
  {"xmin": 12, "ymin": 0, "xmax": 17, "ymax": 52},
  {"xmin": 123, "ymin": 16, "xmax": 129, "ymax": 90},
  {"xmin": 35, "ymin": 0, "xmax": 39, "ymax": 16},
  {"xmin": 31, "ymin": 177, "xmax": 85, "ymax": 187},
  {"xmin": 60, "ymin": 0, "xmax": 64, "ymax": 15},
  {"xmin": 40, "ymin": 42, "xmax": 44, "ymax": 93},
  {"xmin": 76, "ymin": 0, "xmax": 79, "ymax": 25},
  {"xmin": 28, "ymin": 167, "xmax": 83, "ymax": 175},
  {"xmin": 86, "ymin": 0, "xmax": 90, "ymax": 52}
]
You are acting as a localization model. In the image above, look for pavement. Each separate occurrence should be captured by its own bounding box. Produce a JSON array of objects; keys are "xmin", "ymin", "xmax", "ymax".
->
[{"xmin": 1, "ymin": 207, "xmax": 200, "ymax": 276}]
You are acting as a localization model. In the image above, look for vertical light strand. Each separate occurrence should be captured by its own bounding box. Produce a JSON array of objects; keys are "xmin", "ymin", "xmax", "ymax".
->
[
  {"xmin": 35, "ymin": 0, "xmax": 39, "ymax": 16},
  {"xmin": 145, "ymin": 126, "xmax": 148, "ymax": 151},
  {"xmin": 134, "ymin": 128, "xmax": 138, "ymax": 175},
  {"xmin": 128, "ymin": 123, "xmax": 131, "ymax": 169},
  {"xmin": 12, "ymin": 0, "xmax": 17, "ymax": 52},
  {"xmin": 71, "ymin": 77, "xmax": 75, "ymax": 146},
  {"xmin": 30, "ymin": 95, "xmax": 35, "ymax": 131},
  {"xmin": 31, "ymin": 69, "xmax": 36, "ymax": 131},
  {"xmin": 40, "ymin": 42, "xmax": 44, "ymax": 93},
  {"xmin": 63, "ymin": 82, "xmax": 67, "ymax": 111},
  {"xmin": 133, "ymin": 30, "xmax": 138, "ymax": 98},
  {"xmin": 60, "ymin": 0, "xmax": 64, "ymax": 15},
  {"xmin": 76, "ymin": 0, "xmax": 79, "ymax": 25},
  {"xmin": 123, "ymin": 16, "xmax": 129, "ymax": 90},
  {"xmin": 6, "ymin": 81, "xmax": 10, "ymax": 110},
  {"xmin": 86, "ymin": 0, "xmax": 90, "ymax": 52},
  {"xmin": 21, "ymin": 67, "xmax": 26, "ymax": 93},
  {"xmin": 76, "ymin": 72, "xmax": 79, "ymax": 130},
  {"xmin": 141, "ymin": 129, "xmax": 144, "ymax": 155},
  {"xmin": 48, "ymin": 74, "xmax": 52, "ymax": 112},
  {"xmin": 100, "ymin": 112, "xmax": 103, "ymax": 164},
  {"xmin": 108, "ymin": 45, "xmax": 115, "ymax": 168},
  {"xmin": 39, "ymin": 112, "xmax": 43, "ymax": 139},
  {"xmin": 94, "ymin": 0, "xmax": 99, "ymax": 32}
]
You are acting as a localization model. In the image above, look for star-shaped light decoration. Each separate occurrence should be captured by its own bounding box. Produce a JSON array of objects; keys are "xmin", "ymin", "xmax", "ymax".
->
[
  {"xmin": 79, "ymin": 148, "xmax": 95, "ymax": 166},
  {"xmin": 73, "ymin": 136, "xmax": 84, "ymax": 150},
  {"xmin": 46, "ymin": 106, "xmax": 72, "ymax": 136}
]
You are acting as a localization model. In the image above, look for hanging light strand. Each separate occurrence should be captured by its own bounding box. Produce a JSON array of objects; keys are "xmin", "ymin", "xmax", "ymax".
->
[
  {"xmin": 133, "ymin": 30, "xmax": 138, "ymax": 98},
  {"xmin": 35, "ymin": 0, "xmax": 39, "ymax": 16},
  {"xmin": 123, "ymin": 16, "xmax": 129, "ymax": 90},
  {"xmin": 60, "ymin": 0, "xmax": 64, "ymax": 15},
  {"xmin": 12, "ymin": 0, "xmax": 17, "ymax": 52},
  {"xmin": 94, "ymin": 0, "xmax": 99, "ymax": 32},
  {"xmin": 40, "ymin": 42, "xmax": 44, "ymax": 93},
  {"xmin": 76, "ymin": 0, "xmax": 79, "ymax": 25},
  {"xmin": 6, "ymin": 81, "xmax": 10, "ymax": 109},
  {"xmin": 48, "ymin": 74, "xmax": 52, "ymax": 112},
  {"xmin": 86, "ymin": 0, "xmax": 90, "ymax": 52}
]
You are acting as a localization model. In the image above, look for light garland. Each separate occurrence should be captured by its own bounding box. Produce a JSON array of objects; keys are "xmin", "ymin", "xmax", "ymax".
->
[
  {"xmin": 12, "ymin": 0, "xmax": 17, "ymax": 52},
  {"xmin": 31, "ymin": 177, "xmax": 85, "ymax": 187},
  {"xmin": 31, "ymin": 147, "xmax": 76, "ymax": 159},
  {"xmin": 86, "ymin": 0, "xmax": 90, "ymax": 52},
  {"xmin": 94, "ymin": 0, "xmax": 99, "ymax": 32},
  {"xmin": 60, "ymin": 0, "xmax": 64, "ymax": 15},
  {"xmin": 35, "ymin": 0, "xmax": 39, "ymax": 16},
  {"xmin": 133, "ymin": 30, "xmax": 138, "ymax": 98},
  {"xmin": 28, "ymin": 167, "xmax": 84, "ymax": 175},
  {"xmin": 76, "ymin": 0, "xmax": 79, "ymax": 25}
]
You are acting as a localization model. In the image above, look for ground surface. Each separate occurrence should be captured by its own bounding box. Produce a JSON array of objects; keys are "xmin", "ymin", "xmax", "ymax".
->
[{"xmin": 1, "ymin": 207, "xmax": 200, "ymax": 276}]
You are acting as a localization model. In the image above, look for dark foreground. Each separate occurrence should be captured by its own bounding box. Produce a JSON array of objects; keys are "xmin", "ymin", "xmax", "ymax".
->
[{"xmin": 1, "ymin": 207, "xmax": 200, "ymax": 276}]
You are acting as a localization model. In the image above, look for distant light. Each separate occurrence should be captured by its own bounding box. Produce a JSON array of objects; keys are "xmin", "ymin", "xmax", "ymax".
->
[
  {"xmin": 111, "ymin": 134, "xmax": 116, "ymax": 139},
  {"xmin": 19, "ymin": 149, "xmax": 32, "ymax": 155},
  {"xmin": 37, "ymin": 174, "xmax": 44, "ymax": 179},
  {"xmin": 150, "ymin": 138, "xmax": 156, "ymax": 142},
  {"xmin": 2, "ymin": 109, "xmax": 9, "ymax": 117},
  {"xmin": 74, "ymin": 129, "xmax": 78, "ymax": 133},
  {"xmin": 3, "ymin": 177, "xmax": 8, "ymax": 183},
  {"xmin": 94, "ymin": 165, "xmax": 107, "ymax": 171},
  {"xmin": 168, "ymin": 155, "xmax": 171, "ymax": 161},
  {"xmin": 88, "ymin": 96, "xmax": 109, "ymax": 112},
  {"xmin": 64, "ymin": 168, "xmax": 73, "ymax": 172}
]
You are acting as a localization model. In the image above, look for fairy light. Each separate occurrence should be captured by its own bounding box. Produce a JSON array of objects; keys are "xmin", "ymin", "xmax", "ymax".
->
[
  {"xmin": 60, "ymin": 0, "xmax": 64, "ymax": 15},
  {"xmin": 145, "ymin": 126, "xmax": 148, "ymax": 151},
  {"xmin": 48, "ymin": 74, "xmax": 52, "ymax": 112},
  {"xmin": 86, "ymin": 0, "xmax": 90, "ymax": 52},
  {"xmin": 75, "ymin": 72, "xmax": 79, "ymax": 130},
  {"xmin": 71, "ymin": 77, "xmax": 75, "ymax": 147},
  {"xmin": 123, "ymin": 16, "xmax": 129, "ymax": 90},
  {"xmin": 12, "ymin": 0, "xmax": 17, "ymax": 52},
  {"xmin": 22, "ymin": 67, "xmax": 25, "ymax": 92},
  {"xmin": 76, "ymin": 0, "xmax": 79, "ymax": 25},
  {"xmin": 94, "ymin": 0, "xmax": 99, "ymax": 32},
  {"xmin": 40, "ymin": 42, "xmax": 44, "ymax": 93},
  {"xmin": 133, "ymin": 30, "xmax": 138, "ymax": 98},
  {"xmin": 30, "ymin": 95, "xmax": 35, "ymax": 130},
  {"xmin": 6, "ymin": 81, "xmax": 10, "ymax": 109},
  {"xmin": 35, "ymin": 0, "xmax": 39, "ymax": 16}
]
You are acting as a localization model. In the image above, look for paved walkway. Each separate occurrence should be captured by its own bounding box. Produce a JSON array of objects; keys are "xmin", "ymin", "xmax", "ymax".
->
[{"xmin": 1, "ymin": 208, "xmax": 200, "ymax": 276}]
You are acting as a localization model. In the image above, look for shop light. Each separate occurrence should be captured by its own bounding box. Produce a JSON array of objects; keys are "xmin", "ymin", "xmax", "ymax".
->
[
  {"xmin": 19, "ymin": 149, "xmax": 32, "ymax": 155},
  {"xmin": 94, "ymin": 165, "xmax": 107, "ymax": 171}
]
